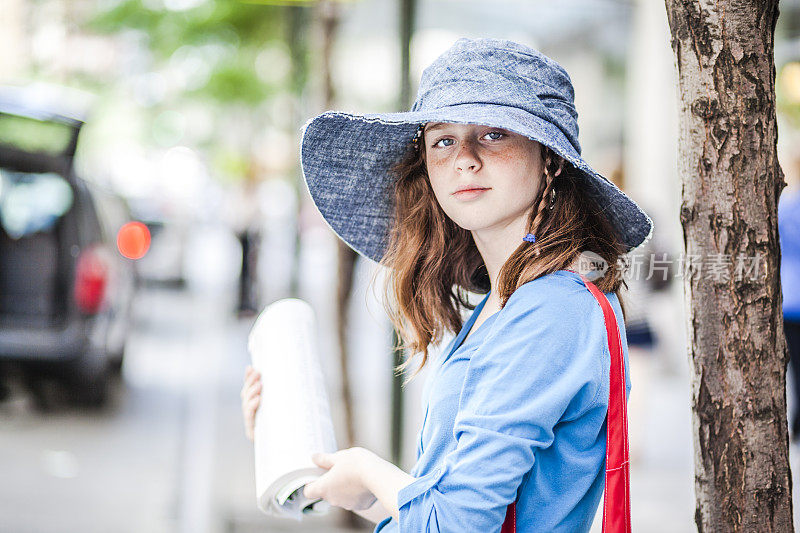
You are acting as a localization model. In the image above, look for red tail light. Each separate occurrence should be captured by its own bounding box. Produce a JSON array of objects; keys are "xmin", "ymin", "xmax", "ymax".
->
[{"xmin": 75, "ymin": 246, "xmax": 108, "ymax": 314}]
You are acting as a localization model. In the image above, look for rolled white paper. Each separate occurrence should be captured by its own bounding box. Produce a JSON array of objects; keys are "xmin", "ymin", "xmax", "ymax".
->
[{"xmin": 248, "ymin": 298, "xmax": 338, "ymax": 520}]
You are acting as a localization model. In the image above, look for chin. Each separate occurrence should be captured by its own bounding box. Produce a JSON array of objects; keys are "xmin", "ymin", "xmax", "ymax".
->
[
  {"xmin": 448, "ymin": 217, "xmax": 493, "ymax": 232},
  {"xmin": 441, "ymin": 205, "xmax": 503, "ymax": 232}
]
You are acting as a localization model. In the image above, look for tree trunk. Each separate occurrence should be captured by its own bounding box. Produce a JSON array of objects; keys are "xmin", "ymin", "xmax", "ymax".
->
[
  {"xmin": 310, "ymin": 0, "xmax": 356, "ymax": 449},
  {"xmin": 663, "ymin": 1, "xmax": 792, "ymax": 531},
  {"xmin": 390, "ymin": 0, "xmax": 418, "ymax": 470},
  {"xmin": 335, "ymin": 238, "xmax": 357, "ymax": 450},
  {"xmin": 287, "ymin": 4, "xmax": 310, "ymax": 299},
  {"xmin": 309, "ymin": 2, "xmax": 366, "ymax": 528}
]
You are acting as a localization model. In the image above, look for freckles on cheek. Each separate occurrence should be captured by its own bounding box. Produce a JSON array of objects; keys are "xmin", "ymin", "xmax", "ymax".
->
[
  {"xmin": 492, "ymin": 147, "xmax": 517, "ymax": 163},
  {"xmin": 425, "ymin": 156, "xmax": 446, "ymax": 170},
  {"xmin": 425, "ymin": 160, "xmax": 447, "ymax": 191},
  {"xmin": 496, "ymin": 147, "xmax": 539, "ymax": 174}
]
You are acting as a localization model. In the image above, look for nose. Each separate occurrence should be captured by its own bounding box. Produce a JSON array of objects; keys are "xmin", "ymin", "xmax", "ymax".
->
[{"xmin": 454, "ymin": 141, "xmax": 481, "ymax": 172}]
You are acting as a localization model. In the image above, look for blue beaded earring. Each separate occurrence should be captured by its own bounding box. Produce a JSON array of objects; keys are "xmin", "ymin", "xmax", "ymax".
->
[
  {"xmin": 411, "ymin": 124, "xmax": 424, "ymax": 151},
  {"xmin": 523, "ymin": 233, "xmax": 536, "ymax": 243}
]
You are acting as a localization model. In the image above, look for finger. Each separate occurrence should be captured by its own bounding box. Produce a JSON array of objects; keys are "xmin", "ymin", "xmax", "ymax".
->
[
  {"xmin": 242, "ymin": 372, "xmax": 257, "ymax": 394},
  {"xmin": 245, "ymin": 371, "xmax": 259, "ymax": 387},
  {"xmin": 244, "ymin": 396, "xmax": 259, "ymax": 415},
  {"xmin": 303, "ymin": 482, "xmax": 317, "ymax": 499},
  {"xmin": 242, "ymin": 376, "xmax": 259, "ymax": 396},
  {"xmin": 311, "ymin": 452, "xmax": 334, "ymax": 469},
  {"xmin": 242, "ymin": 394, "xmax": 261, "ymax": 411},
  {"xmin": 245, "ymin": 382, "xmax": 262, "ymax": 402}
]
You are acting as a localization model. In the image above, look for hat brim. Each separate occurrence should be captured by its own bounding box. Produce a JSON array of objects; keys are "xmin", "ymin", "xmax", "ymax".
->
[{"xmin": 300, "ymin": 103, "xmax": 653, "ymax": 263}]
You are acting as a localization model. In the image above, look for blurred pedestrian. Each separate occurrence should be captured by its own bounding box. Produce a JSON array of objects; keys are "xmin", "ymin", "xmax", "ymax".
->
[
  {"xmin": 224, "ymin": 163, "xmax": 263, "ymax": 317},
  {"xmin": 242, "ymin": 38, "xmax": 653, "ymax": 532},
  {"xmin": 622, "ymin": 234, "xmax": 658, "ymax": 463},
  {"xmin": 780, "ymin": 185, "xmax": 800, "ymax": 440}
]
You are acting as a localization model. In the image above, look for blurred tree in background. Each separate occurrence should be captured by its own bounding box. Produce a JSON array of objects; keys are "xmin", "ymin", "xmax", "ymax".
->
[
  {"xmin": 88, "ymin": 0, "xmax": 307, "ymax": 183},
  {"xmin": 87, "ymin": 0, "xmax": 317, "ymax": 313}
]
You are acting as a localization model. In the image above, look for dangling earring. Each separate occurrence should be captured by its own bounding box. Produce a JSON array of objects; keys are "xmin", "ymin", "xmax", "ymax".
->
[
  {"xmin": 411, "ymin": 124, "xmax": 424, "ymax": 151},
  {"xmin": 548, "ymin": 187, "xmax": 556, "ymax": 210}
]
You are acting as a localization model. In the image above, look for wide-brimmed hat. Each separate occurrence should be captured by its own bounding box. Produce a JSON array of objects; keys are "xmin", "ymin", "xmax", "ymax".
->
[{"xmin": 299, "ymin": 37, "xmax": 653, "ymax": 264}]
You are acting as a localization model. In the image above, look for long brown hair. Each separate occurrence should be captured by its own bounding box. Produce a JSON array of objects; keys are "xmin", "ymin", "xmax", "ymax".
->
[{"xmin": 373, "ymin": 128, "xmax": 629, "ymax": 383}]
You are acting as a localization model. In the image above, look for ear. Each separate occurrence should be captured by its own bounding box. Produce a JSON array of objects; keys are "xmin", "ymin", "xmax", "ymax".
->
[{"xmin": 554, "ymin": 158, "xmax": 565, "ymax": 178}]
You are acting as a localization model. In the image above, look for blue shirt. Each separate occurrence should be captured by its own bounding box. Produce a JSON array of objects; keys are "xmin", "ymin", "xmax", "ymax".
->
[
  {"xmin": 374, "ymin": 270, "xmax": 631, "ymax": 533},
  {"xmin": 779, "ymin": 189, "xmax": 800, "ymax": 320}
]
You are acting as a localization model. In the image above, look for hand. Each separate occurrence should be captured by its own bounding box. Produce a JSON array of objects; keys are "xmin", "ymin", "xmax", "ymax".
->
[
  {"xmin": 303, "ymin": 447, "xmax": 378, "ymax": 511},
  {"xmin": 240, "ymin": 365, "xmax": 262, "ymax": 441}
]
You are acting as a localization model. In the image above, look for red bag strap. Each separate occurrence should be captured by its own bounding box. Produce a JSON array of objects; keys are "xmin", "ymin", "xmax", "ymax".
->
[{"xmin": 500, "ymin": 273, "xmax": 631, "ymax": 533}]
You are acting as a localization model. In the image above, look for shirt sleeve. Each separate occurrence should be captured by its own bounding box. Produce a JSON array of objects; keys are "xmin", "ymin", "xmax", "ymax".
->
[{"xmin": 396, "ymin": 280, "xmax": 608, "ymax": 532}]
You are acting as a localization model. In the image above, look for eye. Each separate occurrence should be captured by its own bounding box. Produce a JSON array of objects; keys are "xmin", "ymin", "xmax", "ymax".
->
[
  {"xmin": 483, "ymin": 131, "xmax": 505, "ymax": 141},
  {"xmin": 431, "ymin": 137, "xmax": 455, "ymax": 148}
]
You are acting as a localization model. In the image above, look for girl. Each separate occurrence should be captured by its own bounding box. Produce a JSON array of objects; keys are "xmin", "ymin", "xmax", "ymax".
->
[{"xmin": 241, "ymin": 38, "xmax": 652, "ymax": 532}]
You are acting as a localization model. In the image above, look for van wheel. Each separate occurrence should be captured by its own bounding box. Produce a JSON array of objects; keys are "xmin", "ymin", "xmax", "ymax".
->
[
  {"xmin": 64, "ymin": 355, "xmax": 110, "ymax": 409},
  {"xmin": 108, "ymin": 347, "xmax": 125, "ymax": 376},
  {"xmin": 76, "ymin": 367, "xmax": 109, "ymax": 408},
  {"xmin": 26, "ymin": 372, "xmax": 62, "ymax": 412}
]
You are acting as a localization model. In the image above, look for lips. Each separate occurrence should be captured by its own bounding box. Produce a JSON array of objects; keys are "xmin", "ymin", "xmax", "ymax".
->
[
  {"xmin": 453, "ymin": 185, "xmax": 490, "ymax": 195},
  {"xmin": 453, "ymin": 187, "xmax": 490, "ymax": 199}
]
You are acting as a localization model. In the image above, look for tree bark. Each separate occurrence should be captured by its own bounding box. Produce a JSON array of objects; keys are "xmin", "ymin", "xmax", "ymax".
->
[{"xmin": 663, "ymin": 1, "xmax": 792, "ymax": 531}]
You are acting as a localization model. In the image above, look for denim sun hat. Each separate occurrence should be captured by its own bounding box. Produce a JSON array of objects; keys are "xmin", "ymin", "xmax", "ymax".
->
[{"xmin": 300, "ymin": 37, "xmax": 653, "ymax": 264}]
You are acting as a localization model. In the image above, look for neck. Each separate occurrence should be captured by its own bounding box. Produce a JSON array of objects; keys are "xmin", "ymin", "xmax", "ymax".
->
[
  {"xmin": 470, "ymin": 218, "xmax": 528, "ymax": 297},
  {"xmin": 471, "ymin": 224, "xmax": 582, "ymax": 298}
]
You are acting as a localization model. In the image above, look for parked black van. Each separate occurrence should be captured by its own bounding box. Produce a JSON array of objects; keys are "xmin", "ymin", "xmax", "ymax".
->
[{"xmin": 0, "ymin": 86, "xmax": 136, "ymax": 407}]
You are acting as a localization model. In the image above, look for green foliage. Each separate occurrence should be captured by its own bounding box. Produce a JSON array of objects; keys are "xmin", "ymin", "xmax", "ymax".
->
[
  {"xmin": 776, "ymin": 66, "xmax": 800, "ymax": 131},
  {"xmin": 199, "ymin": 54, "xmax": 275, "ymax": 103},
  {"xmin": 210, "ymin": 144, "xmax": 250, "ymax": 182},
  {"xmin": 89, "ymin": 0, "xmax": 289, "ymax": 104},
  {"xmin": 85, "ymin": 0, "xmax": 312, "ymax": 181},
  {"xmin": 91, "ymin": 0, "xmax": 285, "ymax": 56}
]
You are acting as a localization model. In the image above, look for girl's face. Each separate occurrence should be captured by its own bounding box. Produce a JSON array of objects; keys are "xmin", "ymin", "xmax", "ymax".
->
[{"xmin": 423, "ymin": 122, "xmax": 543, "ymax": 233}]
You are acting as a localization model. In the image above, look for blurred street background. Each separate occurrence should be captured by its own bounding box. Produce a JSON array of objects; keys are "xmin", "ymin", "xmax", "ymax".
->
[{"xmin": 2, "ymin": 0, "xmax": 800, "ymax": 532}]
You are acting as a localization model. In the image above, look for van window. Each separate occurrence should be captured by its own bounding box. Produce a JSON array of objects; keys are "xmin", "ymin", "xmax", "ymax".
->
[
  {"xmin": 0, "ymin": 168, "xmax": 74, "ymax": 239},
  {"xmin": 0, "ymin": 113, "xmax": 75, "ymax": 155}
]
